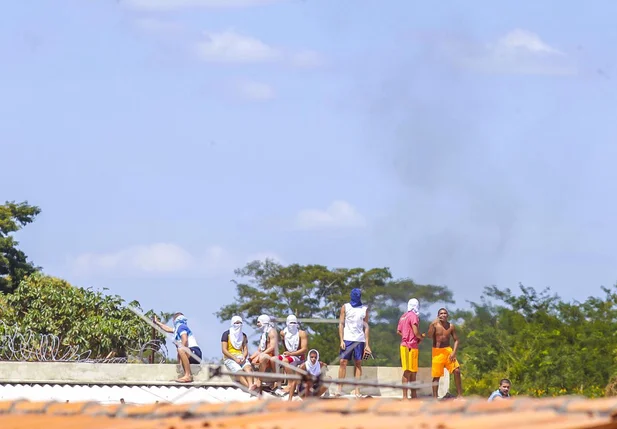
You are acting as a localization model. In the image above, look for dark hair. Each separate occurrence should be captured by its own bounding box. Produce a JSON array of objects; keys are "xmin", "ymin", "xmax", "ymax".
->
[
  {"xmin": 309, "ymin": 350, "xmax": 318, "ymax": 357},
  {"xmin": 500, "ymin": 378, "xmax": 511, "ymax": 385},
  {"xmin": 438, "ymin": 308, "xmax": 448, "ymax": 314},
  {"xmin": 172, "ymin": 312, "xmax": 183, "ymax": 320}
]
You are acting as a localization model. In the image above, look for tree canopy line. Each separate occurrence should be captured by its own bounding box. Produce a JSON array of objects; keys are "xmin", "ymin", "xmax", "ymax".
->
[{"xmin": 2, "ymin": 200, "xmax": 617, "ymax": 398}]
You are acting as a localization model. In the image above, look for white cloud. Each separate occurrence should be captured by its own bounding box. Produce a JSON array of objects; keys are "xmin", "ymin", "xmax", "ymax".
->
[
  {"xmin": 294, "ymin": 201, "xmax": 367, "ymax": 231},
  {"xmin": 70, "ymin": 243, "xmax": 194, "ymax": 275},
  {"xmin": 192, "ymin": 30, "xmax": 323, "ymax": 68},
  {"xmin": 194, "ymin": 30, "xmax": 281, "ymax": 64},
  {"xmin": 125, "ymin": 0, "xmax": 285, "ymax": 11},
  {"xmin": 68, "ymin": 243, "xmax": 279, "ymax": 278},
  {"xmin": 446, "ymin": 29, "xmax": 576, "ymax": 76},
  {"xmin": 235, "ymin": 80, "xmax": 276, "ymax": 101}
]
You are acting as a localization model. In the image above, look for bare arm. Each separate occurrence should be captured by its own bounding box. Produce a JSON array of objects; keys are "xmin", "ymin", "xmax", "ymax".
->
[
  {"xmin": 427, "ymin": 321, "xmax": 436, "ymax": 339},
  {"xmin": 154, "ymin": 317, "xmax": 174, "ymax": 334},
  {"xmin": 180, "ymin": 332, "xmax": 189, "ymax": 348},
  {"xmin": 364, "ymin": 311, "xmax": 371, "ymax": 351},
  {"xmin": 262, "ymin": 329, "xmax": 278, "ymax": 355},
  {"xmin": 411, "ymin": 323, "xmax": 423, "ymax": 343},
  {"xmin": 450, "ymin": 325, "xmax": 459, "ymax": 356},
  {"xmin": 221, "ymin": 341, "xmax": 237, "ymax": 360},
  {"xmin": 242, "ymin": 337, "xmax": 249, "ymax": 360},
  {"xmin": 338, "ymin": 305, "xmax": 345, "ymax": 344}
]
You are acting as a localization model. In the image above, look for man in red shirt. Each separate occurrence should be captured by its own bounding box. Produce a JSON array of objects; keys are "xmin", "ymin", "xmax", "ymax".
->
[{"xmin": 397, "ymin": 298, "xmax": 423, "ymax": 399}]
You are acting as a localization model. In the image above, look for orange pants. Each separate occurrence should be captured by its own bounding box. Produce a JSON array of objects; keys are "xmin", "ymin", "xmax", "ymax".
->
[{"xmin": 431, "ymin": 347, "xmax": 459, "ymax": 377}]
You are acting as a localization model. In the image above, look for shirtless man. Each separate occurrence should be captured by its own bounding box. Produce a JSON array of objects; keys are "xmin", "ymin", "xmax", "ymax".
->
[
  {"xmin": 248, "ymin": 314, "xmax": 278, "ymax": 391},
  {"xmin": 273, "ymin": 314, "xmax": 308, "ymax": 393},
  {"xmin": 427, "ymin": 307, "xmax": 463, "ymax": 398}
]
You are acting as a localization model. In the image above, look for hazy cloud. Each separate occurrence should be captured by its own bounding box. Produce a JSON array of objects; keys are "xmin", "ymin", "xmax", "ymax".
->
[
  {"xmin": 68, "ymin": 244, "xmax": 277, "ymax": 278},
  {"xmin": 194, "ymin": 30, "xmax": 281, "ymax": 64},
  {"xmin": 295, "ymin": 201, "xmax": 367, "ymax": 230},
  {"xmin": 442, "ymin": 29, "xmax": 577, "ymax": 76}
]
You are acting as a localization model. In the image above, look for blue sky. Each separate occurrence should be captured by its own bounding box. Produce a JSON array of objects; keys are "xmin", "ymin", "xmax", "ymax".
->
[{"xmin": 2, "ymin": 0, "xmax": 617, "ymax": 360}]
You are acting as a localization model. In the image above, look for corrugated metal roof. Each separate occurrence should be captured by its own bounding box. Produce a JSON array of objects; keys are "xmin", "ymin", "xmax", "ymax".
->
[
  {"xmin": 0, "ymin": 383, "xmax": 254, "ymax": 404},
  {"xmin": 1, "ymin": 396, "xmax": 617, "ymax": 429}
]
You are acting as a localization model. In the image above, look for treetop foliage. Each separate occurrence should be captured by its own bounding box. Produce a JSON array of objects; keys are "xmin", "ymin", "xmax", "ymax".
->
[{"xmin": 0, "ymin": 201, "xmax": 42, "ymax": 293}]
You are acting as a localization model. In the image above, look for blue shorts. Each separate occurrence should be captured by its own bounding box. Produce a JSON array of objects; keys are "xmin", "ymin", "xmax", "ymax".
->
[
  {"xmin": 188, "ymin": 346, "xmax": 202, "ymax": 364},
  {"xmin": 339, "ymin": 340, "xmax": 365, "ymax": 361}
]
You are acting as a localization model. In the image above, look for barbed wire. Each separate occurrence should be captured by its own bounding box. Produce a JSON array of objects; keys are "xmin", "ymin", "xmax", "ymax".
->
[{"xmin": 0, "ymin": 321, "xmax": 168, "ymax": 363}]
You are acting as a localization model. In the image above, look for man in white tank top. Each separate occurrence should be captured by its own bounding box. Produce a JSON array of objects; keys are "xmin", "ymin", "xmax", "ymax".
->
[{"xmin": 336, "ymin": 288, "xmax": 371, "ymax": 397}]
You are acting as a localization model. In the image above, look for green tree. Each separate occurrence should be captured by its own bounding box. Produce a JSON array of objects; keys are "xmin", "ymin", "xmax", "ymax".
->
[
  {"xmin": 0, "ymin": 201, "xmax": 41, "ymax": 293},
  {"xmin": 0, "ymin": 272, "xmax": 171, "ymax": 362},
  {"xmin": 216, "ymin": 260, "xmax": 454, "ymax": 366},
  {"xmin": 458, "ymin": 284, "xmax": 617, "ymax": 398}
]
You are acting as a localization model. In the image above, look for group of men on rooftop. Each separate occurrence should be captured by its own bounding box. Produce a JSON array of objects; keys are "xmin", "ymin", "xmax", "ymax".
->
[{"xmin": 156, "ymin": 290, "xmax": 511, "ymax": 402}]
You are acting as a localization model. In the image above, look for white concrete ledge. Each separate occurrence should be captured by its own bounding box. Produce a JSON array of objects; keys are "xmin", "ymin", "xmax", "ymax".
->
[{"xmin": 0, "ymin": 362, "xmax": 450, "ymax": 397}]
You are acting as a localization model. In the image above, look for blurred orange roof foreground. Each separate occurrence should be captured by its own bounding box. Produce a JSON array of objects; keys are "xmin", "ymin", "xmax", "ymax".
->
[{"xmin": 2, "ymin": 396, "xmax": 617, "ymax": 429}]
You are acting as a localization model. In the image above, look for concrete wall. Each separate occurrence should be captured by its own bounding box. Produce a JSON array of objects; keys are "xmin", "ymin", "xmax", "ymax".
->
[{"xmin": 0, "ymin": 362, "xmax": 450, "ymax": 397}]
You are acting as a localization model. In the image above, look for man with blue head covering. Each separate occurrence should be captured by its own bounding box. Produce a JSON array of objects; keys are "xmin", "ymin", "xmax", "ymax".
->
[
  {"xmin": 336, "ymin": 288, "xmax": 371, "ymax": 397},
  {"xmin": 154, "ymin": 312, "xmax": 202, "ymax": 383}
]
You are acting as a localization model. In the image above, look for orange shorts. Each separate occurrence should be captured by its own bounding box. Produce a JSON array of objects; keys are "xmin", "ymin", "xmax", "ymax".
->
[{"xmin": 431, "ymin": 347, "xmax": 459, "ymax": 377}]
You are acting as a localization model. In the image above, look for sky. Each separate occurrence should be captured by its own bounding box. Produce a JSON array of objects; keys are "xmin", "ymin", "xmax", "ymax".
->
[{"xmin": 2, "ymin": 0, "xmax": 617, "ymax": 361}]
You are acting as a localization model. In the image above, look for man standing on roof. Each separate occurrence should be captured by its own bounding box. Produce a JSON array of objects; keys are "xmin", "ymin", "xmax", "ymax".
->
[
  {"xmin": 154, "ymin": 312, "xmax": 202, "ymax": 383},
  {"xmin": 427, "ymin": 307, "xmax": 463, "ymax": 398},
  {"xmin": 221, "ymin": 316, "xmax": 255, "ymax": 389},
  {"xmin": 248, "ymin": 314, "xmax": 278, "ymax": 390},
  {"xmin": 336, "ymin": 288, "xmax": 371, "ymax": 397},
  {"xmin": 397, "ymin": 298, "xmax": 423, "ymax": 399}
]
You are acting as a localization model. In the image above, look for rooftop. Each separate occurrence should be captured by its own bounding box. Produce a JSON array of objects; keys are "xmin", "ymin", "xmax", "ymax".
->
[{"xmin": 2, "ymin": 396, "xmax": 617, "ymax": 429}]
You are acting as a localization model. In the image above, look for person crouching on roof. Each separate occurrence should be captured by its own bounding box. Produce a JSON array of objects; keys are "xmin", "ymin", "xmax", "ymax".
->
[{"xmin": 288, "ymin": 349, "xmax": 329, "ymax": 401}]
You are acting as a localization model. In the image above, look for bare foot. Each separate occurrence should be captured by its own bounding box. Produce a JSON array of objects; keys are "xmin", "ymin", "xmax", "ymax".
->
[{"xmin": 175, "ymin": 376, "xmax": 193, "ymax": 383}]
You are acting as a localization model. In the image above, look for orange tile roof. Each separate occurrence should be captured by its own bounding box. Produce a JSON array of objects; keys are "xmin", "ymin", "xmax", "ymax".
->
[{"xmin": 1, "ymin": 396, "xmax": 617, "ymax": 429}]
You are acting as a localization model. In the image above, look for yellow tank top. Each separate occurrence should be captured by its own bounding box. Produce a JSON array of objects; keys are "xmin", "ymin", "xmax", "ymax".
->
[{"xmin": 227, "ymin": 332, "xmax": 244, "ymax": 355}]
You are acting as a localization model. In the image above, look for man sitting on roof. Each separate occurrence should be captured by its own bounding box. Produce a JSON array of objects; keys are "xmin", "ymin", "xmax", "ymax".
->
[
  {"xmin": 248, "ymin": 314, "xmax": 278, "ymax": 391},
  {"xmin": 272, "ymin": 314, "xmax": 308, "ymax": 393},
  {"xmin": 221, "ymin": 316, "xmax": 255, "ymax": 389}
]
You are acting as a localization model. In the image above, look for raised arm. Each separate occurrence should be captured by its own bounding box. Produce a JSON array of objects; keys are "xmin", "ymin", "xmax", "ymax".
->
[{"xmin": 154, "ymin": 316, "xmax": 174, "ymax": 334}]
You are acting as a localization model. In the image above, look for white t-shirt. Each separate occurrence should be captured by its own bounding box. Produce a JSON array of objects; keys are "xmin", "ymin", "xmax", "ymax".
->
[{"xmin": 343, "ymin": 303, "xmax": 368, "ymax": 342}]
